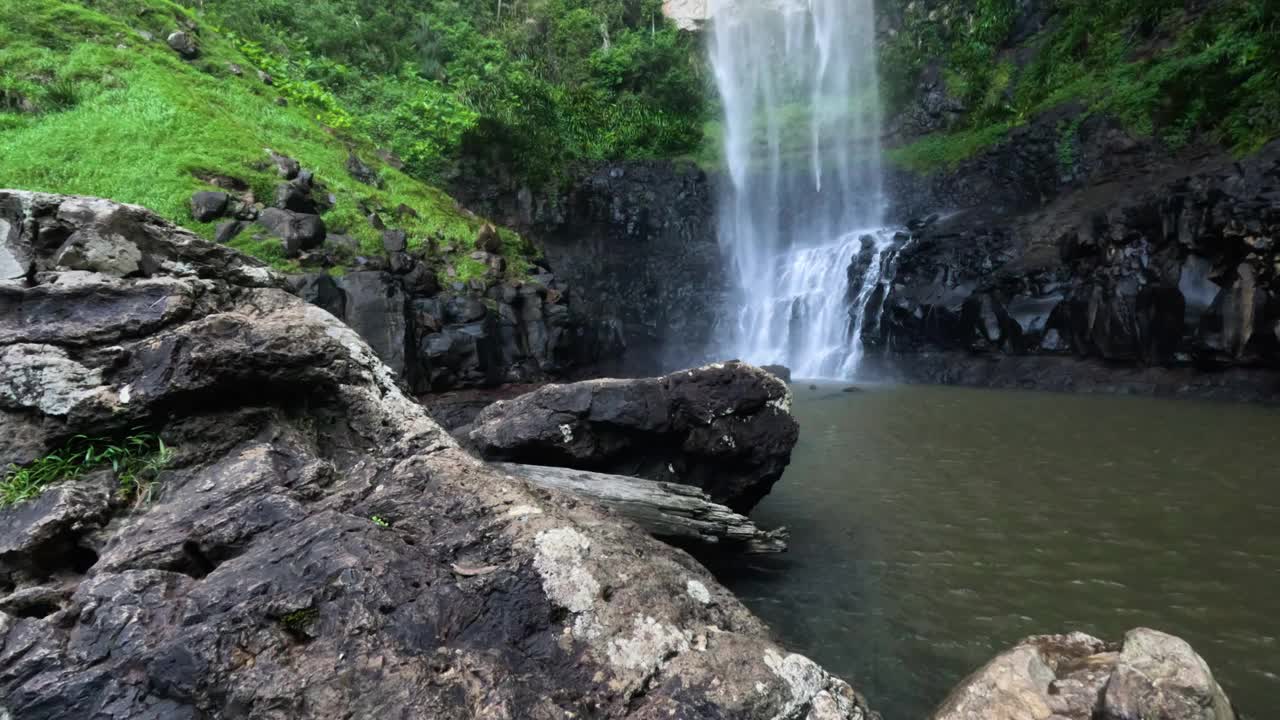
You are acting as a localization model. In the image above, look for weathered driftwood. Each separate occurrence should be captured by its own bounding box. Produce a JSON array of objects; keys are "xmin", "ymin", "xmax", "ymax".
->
[{"xmin": 495, "ymin": 463, "xmax": 788, "ymax": 554}]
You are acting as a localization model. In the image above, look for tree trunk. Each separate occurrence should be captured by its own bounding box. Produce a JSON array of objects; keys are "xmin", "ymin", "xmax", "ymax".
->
[{"xmin": 494, "ymin": 463, "xmax": 788, "ymax": 554}]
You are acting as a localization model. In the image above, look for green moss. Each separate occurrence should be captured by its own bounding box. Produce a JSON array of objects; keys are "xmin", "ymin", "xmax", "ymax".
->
[
  {"xmin": 279, "ymin": 607, "xmax": 319, "ymax": 635},
  {"xmin": 887, "ymin": 123, "xmax": 1014, "ymax": 172}
]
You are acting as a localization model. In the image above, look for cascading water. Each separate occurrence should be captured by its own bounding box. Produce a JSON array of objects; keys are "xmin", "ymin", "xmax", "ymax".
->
[{"xmin": 711, "ymin": 0, "xmax": 896, "ymax": 379}]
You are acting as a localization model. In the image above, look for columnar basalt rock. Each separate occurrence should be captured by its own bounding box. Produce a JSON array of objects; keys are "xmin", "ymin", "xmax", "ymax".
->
[
  {"xmin": 875, "ymin": 127, "xmax": 1280, "ymax": 399},
  {"xmin": 0, "ymin": 189, "xmax": 874, "ymax": 720},
  {"xmin": 452, "ymin": 160, "xmax": 722, "ymax": 375}
]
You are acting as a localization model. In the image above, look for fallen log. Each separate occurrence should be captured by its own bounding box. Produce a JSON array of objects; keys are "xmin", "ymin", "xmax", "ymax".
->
[{"xmin": 494, "ymin": 463, "xmax": 788, "ymax": 554}]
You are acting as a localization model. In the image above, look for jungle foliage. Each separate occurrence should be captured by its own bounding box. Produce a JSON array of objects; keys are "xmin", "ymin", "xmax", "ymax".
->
[{"xmin": 185, "ymin": 0, "xmax": 710, "ymax": 184}]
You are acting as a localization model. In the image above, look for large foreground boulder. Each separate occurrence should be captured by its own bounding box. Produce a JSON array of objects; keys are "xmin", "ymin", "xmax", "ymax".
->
[
  {"xmin": 933, "ymin": 629, "xmax": 1237, "ymax": 720},
  {"xmin": 464, "ymin": 362, "xmax": 800, "ymax": 512},
  {"xmin": 0, "ymin": 190, "xmax": 873, "ymax": 719}
]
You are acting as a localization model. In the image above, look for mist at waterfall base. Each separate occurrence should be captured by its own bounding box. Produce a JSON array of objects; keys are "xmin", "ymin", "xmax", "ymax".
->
[{"xmin": 711, "ymin": 0, "xmax": 902, "ymax": 381}]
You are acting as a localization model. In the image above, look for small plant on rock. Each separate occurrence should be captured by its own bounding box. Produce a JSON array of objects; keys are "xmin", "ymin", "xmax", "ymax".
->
[
  {"xmin": 279, "ymin": 607, "xmax": 320, "ymax": 638},
  {"xmin": 0, "ymin": 433, "xmax": 173, "ymax": 508}
]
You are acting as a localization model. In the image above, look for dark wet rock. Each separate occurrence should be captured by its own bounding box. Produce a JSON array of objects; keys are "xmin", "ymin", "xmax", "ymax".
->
[
  {"xmin": 420, "ymin": 384, "xmax": 544, "ymax": 432},
  {"xmin": 345, "ymin": 153, "xmax": 381, "ymax": 187},
  {"xmin": 445, "ymin": 295, "xmax": 487, "ymax": 324},
  {"xmin": 334, "ymin": 271, "xmax": 408, "ymax": 378},
  {"xmin": 189, "ymin": 191, "xmax": 227, "ymax": 222},
  {"xmin": 761, "ymin": 363, "xmax": 792, "ymax": 382},
  {"xmin": 452, "ymin": 160, "xmax": 721, "ymax": 374},
  {"xmin": 255, "ymin": 208, "xmax": 325, "ymax": 257},
  {"xmin": 165, "ymin": 31, "xmax": 198, "ymax": 59},
  {"xmin": 465, "ymin": 362, "xmax": 798, "ymax": 512},
  {"xmin": 288, "ymin": 272, "xmax": 345, "ymax": 320},
  {"xmin": 0, "ymin": 189, "xmax": 872, "ymax": 720},
  {"xmin": 0, "ymin": 481, "xmax": 113, "ymax": 588},
  {"xmin": 400, "ymin": 263, "xmax": 439, "ymax": 296},
  {"xmin": 273, "ymin": 180, "xmax": 317, "ymax": 214},
  {"xmin": 213, "ymin": 220, "xmax": 244, "ymax": 245},
  {"xmin": 270, "ymin": 152, "xmax": 299, "ymax": 180},
  {"xmin": 323, "ymin": 233, "xmax": 358, "ymax": 256},
  {"xmin": 877, "ymin": 135, "xmax": 1280, "ymax": 397},
  {"xmin": 933, "ymin": 628, "xmax": 1236, "ymax": 720},
  {"xmin": 382, "ymin": 228, "xmax": 407, "ymax": 253}
]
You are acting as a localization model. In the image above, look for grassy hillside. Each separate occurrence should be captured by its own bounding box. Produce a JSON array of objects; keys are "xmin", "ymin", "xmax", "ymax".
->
[
  {"xmin": 882, "ymin": 0, "xmax": 1280, "ymax": 171},
  {"xmin": 0, "ymin": 0, "xmax": 530, "ymax": 275}
]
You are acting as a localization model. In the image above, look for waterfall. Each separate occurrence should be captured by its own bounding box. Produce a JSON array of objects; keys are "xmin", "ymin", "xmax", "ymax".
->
[{"xmin": 710, "ymin": 0, "xmax": 889, "ymax": 380}]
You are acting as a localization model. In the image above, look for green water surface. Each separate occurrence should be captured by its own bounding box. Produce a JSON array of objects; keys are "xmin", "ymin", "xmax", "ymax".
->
[{"xmin": 722, "ymin": 384, "xmax": 1280, "ymax": 718}]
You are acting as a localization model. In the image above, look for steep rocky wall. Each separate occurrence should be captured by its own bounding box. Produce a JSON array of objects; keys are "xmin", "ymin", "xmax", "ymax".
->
[
  {"xmin": 291, "ymin": 266, "xmax": 577, "ymax": 394},
  {"xmin": 870, "ymin": 113, "xmax": 1280, "ymax": 399},
  {"xmin": 453, "ymin": 160, "xmax": 724, "ymax": 377}
]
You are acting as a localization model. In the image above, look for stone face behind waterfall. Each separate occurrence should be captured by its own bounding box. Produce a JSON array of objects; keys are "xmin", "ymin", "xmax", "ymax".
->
[
  {"xmin": 463, "ymin": 362, "xmax": 799, "ymax": 513},
  {"xmin": 933, "ymin": 628, "xmax": 1237, "ymax": 720},
  {"xmin": 873, "ymin": 135, "xmax": 1280, "ymax": 398},
  {"xmin": 451, "ymin": 160, "xmax": 722, "ymax": 376},
  {"xmin": 0, "ymin": 189, "xmax": 875, "ymax": 720}
]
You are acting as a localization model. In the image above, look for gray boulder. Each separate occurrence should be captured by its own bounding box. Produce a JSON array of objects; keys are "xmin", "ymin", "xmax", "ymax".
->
[
  {"xmin": 465, "ymin": 362, "xmax": 798, "ymax": 512},
  {"xmin": 213, "ymin": 219, "xmax": 245, "ymax": 244},
  {"xmin": 256, "ymin": 207, "xmax": 325, "ymax": 257},
  {"xmin": 165, "ymin": 31, "xmax": 198, "ymax": 59},
  {"xmin": 1104, "ymin": 628, "xmax": 1237, "ymax": 720},
  {"xmin": 0, "ymin": 188, "xmax": 873, "ymax": 720},
  {"xmin": 270, "ymin": 152, "xmax": 299, "ymax": 179},
  {"xmin": 273, "ymin": 180, "xmax": 317, "ymax": 214},
  {"xmin": 933, "ymin": 629, "xmax": 1236, "ymax": 720},
  {"xmin": 189, "ymin": 191, "xmax": 227, "ymax": 222},
  {"xmin": 345, "ymin": 153, "xmax": 380, "ymax": 187}
]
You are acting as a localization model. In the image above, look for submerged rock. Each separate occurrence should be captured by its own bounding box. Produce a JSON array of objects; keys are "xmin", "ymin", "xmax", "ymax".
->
[
  {"xmin": 0, "ymin": 189, "xmax": 873, "ymax": 720},
  {"xmin": 933, "ymin": 628, "xmax": 1236, "ymax": 720},
  {"xmin": 464, "ymin": 362, "xmax": 798, "ymax": 512}
]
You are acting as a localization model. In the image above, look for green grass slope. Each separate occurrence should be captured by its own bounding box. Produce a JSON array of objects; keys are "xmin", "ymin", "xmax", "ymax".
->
[
  {"xmin": 882, "ymin": 0, "xmax": 1280, "ymax": 172},
  {"xmin": 0, "ymin": 0, "xmax": 530, "ymax": 275}
]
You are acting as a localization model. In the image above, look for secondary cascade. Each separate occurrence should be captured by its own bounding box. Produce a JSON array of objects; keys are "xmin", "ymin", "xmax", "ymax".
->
[{"xmin": 710, "ymin": 0, "xmax": 896, "ymax": 379}]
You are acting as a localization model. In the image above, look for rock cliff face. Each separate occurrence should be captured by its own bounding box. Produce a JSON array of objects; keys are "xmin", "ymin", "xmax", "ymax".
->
[
  {"xmin": 453, "ymin": 161, "xmax": 723, "ymax": 377},
  {"xmin": 870, "ymin": 121, "xmax": 1280, "ymax": 399},
  {"xmin": 662, "ymin": 0, "xmax": 710, "ymax": 30},
  {"xmin": 291, "ymin": 266, "xmax": 577, "ymax": 393},
  {"xmin": 0, "ymin": 190, "xmax": 874, "ymax": 720}
]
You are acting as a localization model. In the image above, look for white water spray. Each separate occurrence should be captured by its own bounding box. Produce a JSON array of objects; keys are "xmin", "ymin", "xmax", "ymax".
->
[{"xmin": 710, "ymin": 0, "xmax": 894, "ymax": 379}]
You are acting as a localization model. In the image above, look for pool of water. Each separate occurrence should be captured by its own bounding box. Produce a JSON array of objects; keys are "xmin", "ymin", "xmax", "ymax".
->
[{"xmin": 719, "ymin": 383, "xmax": 1280, "ymax": 719}]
